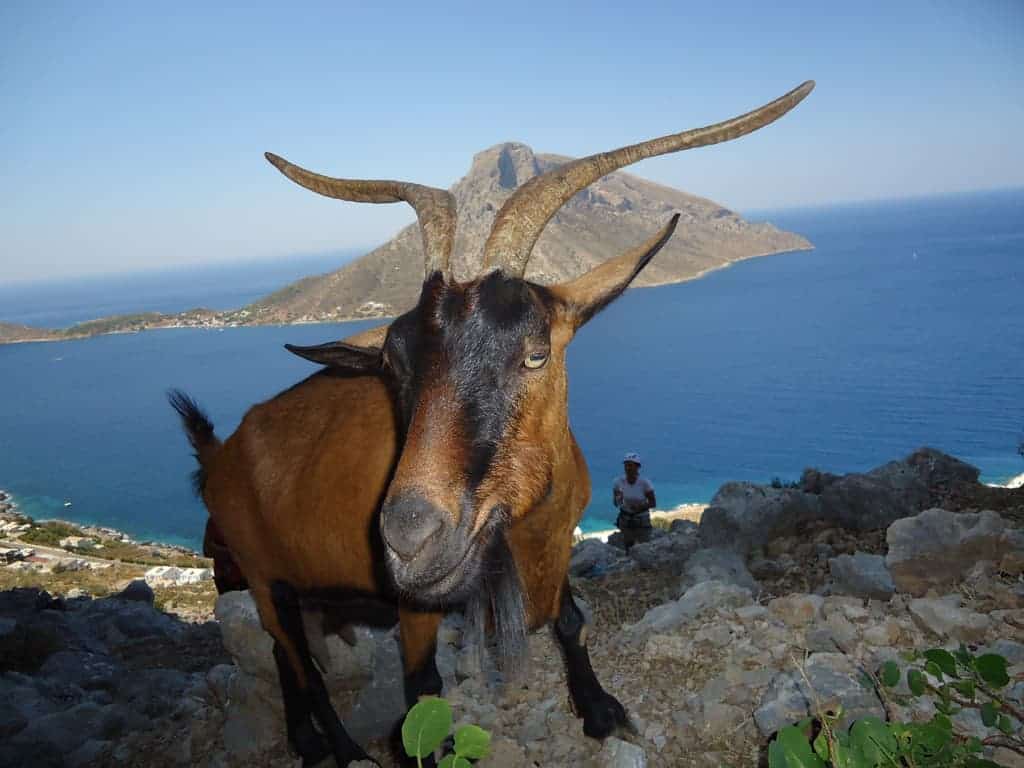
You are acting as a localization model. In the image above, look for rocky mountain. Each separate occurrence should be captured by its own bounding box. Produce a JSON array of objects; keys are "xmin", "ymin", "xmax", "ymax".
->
[{"xmin": 241, "ymin": 142, "xmax": 812, "ymax": 323}]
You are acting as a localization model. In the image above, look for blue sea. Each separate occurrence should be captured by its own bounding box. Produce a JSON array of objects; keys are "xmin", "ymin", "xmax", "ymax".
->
[{"xmin": 1, "ymin": 190, "xmax": 1022, "ymax": 550}]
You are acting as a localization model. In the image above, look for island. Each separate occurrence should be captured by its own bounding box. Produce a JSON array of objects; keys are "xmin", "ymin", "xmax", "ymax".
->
[{"xmin": 1, "ymin": 142, "xmax": 812, "ymax": 345}]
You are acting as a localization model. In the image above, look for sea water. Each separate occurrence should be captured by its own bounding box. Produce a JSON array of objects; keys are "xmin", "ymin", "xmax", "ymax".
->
[{"xmin": 1, "ymin": 190, "xmax": 1021, "ymax": 549}]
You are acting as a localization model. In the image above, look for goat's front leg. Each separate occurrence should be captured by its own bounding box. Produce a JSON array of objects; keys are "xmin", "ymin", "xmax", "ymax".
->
[{"xmin": 553, "ymin": 578, "xmax": 634, "ymax": 739}]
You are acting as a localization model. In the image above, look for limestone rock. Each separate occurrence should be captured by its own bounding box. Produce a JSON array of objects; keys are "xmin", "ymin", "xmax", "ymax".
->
[
  {"xmin": 630, "ymin": 529, "xmax": 698, "ymax": 571},
  {"xmin": 698, "ymin": 482, "xmax": 823, "ymax": 554},
  {"xmin": 887, "ymin": 508, "xmax": 1022, "ymax": 595},
  {"xmin": 828, "ymin": 552, "xmax": 895, "ymax": 600},
  {"xmin": 679, "ymin": 548, "xmax": 758, "ymax": 595},
  {"xmin": 754, "ymin": 653, "xmax": 884, "ymax": 736},
  {"xmin": 570, "ymin": 538, "xmax": 619, "ymax": 577},
  {"xmin": 908, "ymin": 597, "xmax": 991, "ymax": 642},
  {"xmin": 768, "ymin": 594, "xmax": 824, "ymax": 627},
  {"xmin": 592, "ymin": 736, "xmax": 647, "ymax": 768},
  {"xmin": 631, "ymin": 580, "xmax": 752, "ymax": 635},
  {"xmin": 213, "ymin": 591, "xmax": 277, "ymax": 682}
]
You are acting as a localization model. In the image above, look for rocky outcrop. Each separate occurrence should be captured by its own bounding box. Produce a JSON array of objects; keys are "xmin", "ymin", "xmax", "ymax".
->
[
  {"xmin": 698, "ymin": 483, "xmax": 822, "ymax": 554},
  {"xmin": 828, "ymin": 552, "xmax": 895, "ymax": 600},
  {"xmin": 698, "ymin": 448, "xmax": 983, "ymax": 554},
  {"xmin": 886, "ymin": 507, "xmax": 1024, "ymax": 595}
]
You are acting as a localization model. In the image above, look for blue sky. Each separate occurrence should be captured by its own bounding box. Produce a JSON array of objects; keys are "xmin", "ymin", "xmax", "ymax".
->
[{"xmin": 2, "ymin": 0, "xmax": 1021, "ymax": 283}]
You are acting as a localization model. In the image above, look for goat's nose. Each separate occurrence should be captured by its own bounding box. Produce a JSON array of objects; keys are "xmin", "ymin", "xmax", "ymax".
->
[{"xmin": 380, "ymin": 493, "xmax": 444, "ymax": 561}]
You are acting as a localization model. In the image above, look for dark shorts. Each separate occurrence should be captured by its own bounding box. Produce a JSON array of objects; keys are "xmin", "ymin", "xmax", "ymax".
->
[{"xmin": 616, "ymin": 511, "xmax": 652, "ymax": 548}]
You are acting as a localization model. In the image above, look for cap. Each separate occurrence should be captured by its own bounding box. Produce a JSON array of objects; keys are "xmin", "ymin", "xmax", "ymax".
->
[{"xmin": 623, "ymin": 452, "xmax": 641, "ymax": 465}]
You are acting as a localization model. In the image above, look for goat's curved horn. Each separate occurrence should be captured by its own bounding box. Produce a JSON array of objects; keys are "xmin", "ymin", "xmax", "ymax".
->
[
  {"xmin": 482, "ymin": 80, "xmax": 815, "ymax": 277},
  {"xmin": 265, "ymin": 152, "xmax": 456, "ymax": 279}
]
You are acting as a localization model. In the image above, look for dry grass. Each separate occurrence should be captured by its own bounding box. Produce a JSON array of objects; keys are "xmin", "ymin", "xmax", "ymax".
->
[{"xmin": 0, "ymin": 562, "xmax": 146, "ymax": 597}]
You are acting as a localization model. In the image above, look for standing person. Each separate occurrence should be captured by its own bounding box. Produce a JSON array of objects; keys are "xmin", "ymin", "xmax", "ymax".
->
[{"xmin": 613, "ymin": 452, "xmax": 656, "ymax": 551}]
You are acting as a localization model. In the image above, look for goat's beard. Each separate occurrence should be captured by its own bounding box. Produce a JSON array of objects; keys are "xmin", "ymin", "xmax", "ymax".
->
[
  {"xmin": 462, "ymin": 530, "xmax": 529, "ymax": 678},
  {"xmin": 390, "ymin": 520, "xmax": 529, "ymax": 677}
]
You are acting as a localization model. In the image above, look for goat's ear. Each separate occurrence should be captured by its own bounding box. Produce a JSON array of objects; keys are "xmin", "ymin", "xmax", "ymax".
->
[
  {"xmin": 284, "ymin": 322, "xmax": 389, "ymax": 370},
  {"xmin": 550, "ymin": 214, "xmax": 680, "ymax": 331},
  {"xmin": 284, "ymin": 340, "xmax": 382, "ymax": 371}
]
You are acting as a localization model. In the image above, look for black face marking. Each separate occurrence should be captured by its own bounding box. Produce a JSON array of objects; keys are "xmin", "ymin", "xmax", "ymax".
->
[{"xmin": 385, "ymin": 271, "xmax": 555, "ymax": 496}]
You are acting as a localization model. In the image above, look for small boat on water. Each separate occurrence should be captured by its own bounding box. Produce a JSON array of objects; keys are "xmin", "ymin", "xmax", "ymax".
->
[{"xmin": 63, "ymin": 500, "xmax": 72, "ymax": 508}]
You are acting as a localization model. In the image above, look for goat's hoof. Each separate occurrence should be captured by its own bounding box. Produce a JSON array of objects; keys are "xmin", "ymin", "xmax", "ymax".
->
[{"xmin": 581, "ymin": 691, "xmax": 633, "ymax": 740}]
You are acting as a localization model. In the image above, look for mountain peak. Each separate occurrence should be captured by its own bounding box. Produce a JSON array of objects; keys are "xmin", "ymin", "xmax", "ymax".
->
[{"xmin": 244, "ymin": 143, "xmax": 813, "ymax": 323}]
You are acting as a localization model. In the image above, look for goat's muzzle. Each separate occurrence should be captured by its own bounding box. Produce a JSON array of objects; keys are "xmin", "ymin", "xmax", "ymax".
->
[{"xmin": 380, "ymin": 492, "xmax": 445, "ymax": 562}]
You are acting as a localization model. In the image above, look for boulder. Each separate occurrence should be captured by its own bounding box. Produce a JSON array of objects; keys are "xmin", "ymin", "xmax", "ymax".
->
[
  {"xmin": 754, "ymin": 653, "xmax": 885, "ymax": 736},
  {"xmin": 569, "ymin": 538, "xmax": 619, "ymax": 577},
  {"xmin": 679, "ymin": 548, "xmax": 758, "ymax": 595},
  {"xmin": 887, "ymin": 508, "xmax": 1024, "ymax": 595},
  {"xmin": 828, "ymin": 552, "xmax": 895, "ymax": 600},
  {"xmin": 629, "ymin": 530, "xmax": 698, "ymax": 571},
  {"xmin": 113, "ymin": 579, "xmax": 154, "ymax": 604},
  {"xmin": 593, "ymin": 736, "xmax": 646, "ymax": 768},
  {"xmin": 768, "ymin": 594, "xmax": 824, "ymax": 627},
  {"xmin": 908, "ymin": 597, "xmax": 990, "ymax": 642},
  {"xmin": 698, "ymin": 482, "xmax": 823, "ymax": 554},
  {"xmin": 819, "ymin": 448, "xmax": 978, "ymax": 531},
  {"xmin": 214, "ymin": 591, "xmax": 278, "ymax": 681},
  {"xmin": 630, "ymin": 580, "xmax": 752, "ymax": 636}
]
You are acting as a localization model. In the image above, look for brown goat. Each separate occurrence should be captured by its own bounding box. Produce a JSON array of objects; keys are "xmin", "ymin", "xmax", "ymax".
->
[{"xmin": 171, "ymin": 81, "xmax": 813, "ymax": 767}]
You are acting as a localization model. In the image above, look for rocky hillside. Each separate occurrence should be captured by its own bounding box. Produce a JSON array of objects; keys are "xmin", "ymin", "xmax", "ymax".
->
[
  {"xmin": 3, "ymin": 448, "xmax": 1020, "ymax": 767},
  {"xmin": 243, "ymin": 143, "xmax": 812, "ymax": 323}
]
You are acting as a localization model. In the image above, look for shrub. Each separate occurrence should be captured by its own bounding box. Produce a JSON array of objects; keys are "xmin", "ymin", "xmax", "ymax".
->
[{"xmin": 769, "ymin": 645, "xmax": 1021, "ymax": 767}]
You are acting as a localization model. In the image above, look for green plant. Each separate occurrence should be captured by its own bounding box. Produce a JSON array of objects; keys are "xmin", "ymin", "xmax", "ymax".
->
[
  {"xmin": 402, "ymin": 697, "xmax": 491, "ymax": 767},
  {"xmin": 20, "ymin": 520, "xmax": 84, "ymax": 547},
  {"xmin": 768, "ymin": 645, "xmax": 1021, "ymax": 767}
]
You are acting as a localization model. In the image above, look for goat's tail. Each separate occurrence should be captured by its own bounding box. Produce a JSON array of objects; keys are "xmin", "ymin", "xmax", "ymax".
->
[{"xmin": 167, "ymin": 389, "xmax": 221, "ymax": 496}]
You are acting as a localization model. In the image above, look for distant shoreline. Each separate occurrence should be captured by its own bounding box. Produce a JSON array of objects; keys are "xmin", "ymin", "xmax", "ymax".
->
[{"xmin": 0, "ymin": 243, "xmax": 813, "ymax": 347}]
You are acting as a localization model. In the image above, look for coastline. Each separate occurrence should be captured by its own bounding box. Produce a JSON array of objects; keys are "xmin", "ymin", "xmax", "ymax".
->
[
  {"xmin": 0, "ymin": 487, "xmax": 202, "ymax": 557},
  {"xmin": 0, "ymin": 244, "xmax": 814, "ymax": 347}
]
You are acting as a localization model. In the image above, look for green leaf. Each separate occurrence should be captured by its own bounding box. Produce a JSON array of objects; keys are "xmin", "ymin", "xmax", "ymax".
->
[
  {"xmin": 932, "ymin": 713, "xmax": 952, "ymax": 732},
  {"xmin": 925, "ymin": 660, "xmax": 944, "ymax": 681},
  {"xmin": 401, "ymin": 697, "xmax": 453, "ymax": 759},
  {"xmin": 953, "ymin": 679, "xmax": 975, "ymax": 699},
  {"xmin": 925, "ymin": 651, "xmax": 954, "ymax": 679},
  {"xmin": 850, "ymin": 717, "xmax": 897, "ymax": 764},
  {"xmin": 908, "ymin": 669, "xmax": 926, "ymax": 696},
  {"xmin": 923, "ymin": 649, "xmax": 958, "ymax": 678},
  {"xmin": 812, "ymin": 729, "xmax": 830, "ymax": 761},
  {"xmin": 775, "ymin": 725, "xmax": 828, "ymax": 768},
  {"xmin": 997, "ymin": 715, "xmax": 1014, "ymax": 735},
  {"xmin": 954, "ymin": 644, "xmax": 973, "ymax": 669},
  {"xmin": 828, "ymin": 742, "xmax": 861, "ymax": 768},
  {"xmin": 975, "ymin": 653, "xmax": 1010, "ymax": 688},
  {"xmin": 980, "ymin": 701, "xmax": 998, "ymax": 727},
  {"xmin": 453, "ymin": 724, "xmax": 491, "ymax": 760},
  {"xmin": 438, "ymin": 757, "xmax": 456, "ymax": 768},
  {"xmin": 880, "ymin": 661, "xmax": 900, "ymax": 688}
]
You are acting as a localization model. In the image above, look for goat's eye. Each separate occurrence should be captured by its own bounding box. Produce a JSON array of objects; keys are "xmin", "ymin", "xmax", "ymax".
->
[{"xmin": 524, "ymin": 351, "xmax": 548, "ymax": 369}]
